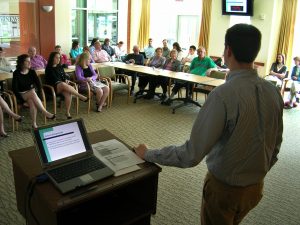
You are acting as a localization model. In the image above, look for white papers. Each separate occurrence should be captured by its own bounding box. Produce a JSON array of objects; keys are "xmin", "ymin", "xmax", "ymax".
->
[{"xmin": 92, "ymin": 139, "xmax": 144, "ymax": 176}]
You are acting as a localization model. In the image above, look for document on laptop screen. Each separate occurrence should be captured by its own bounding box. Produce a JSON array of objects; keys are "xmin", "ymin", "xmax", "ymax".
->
[{"xmin": 38, "ymin": 122, "xmax": 86, "ymax": 162}]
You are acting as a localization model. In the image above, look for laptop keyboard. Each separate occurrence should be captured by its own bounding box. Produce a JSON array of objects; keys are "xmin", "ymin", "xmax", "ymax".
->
[{"xmin": 48, "ymin": 157, "xmax": 106, "ymax": 183}]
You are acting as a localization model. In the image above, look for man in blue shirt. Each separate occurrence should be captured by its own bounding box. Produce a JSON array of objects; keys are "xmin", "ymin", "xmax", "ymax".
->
[{"xmin": 134, "ymin": 24, "xmax": 283, "ymax": 225}]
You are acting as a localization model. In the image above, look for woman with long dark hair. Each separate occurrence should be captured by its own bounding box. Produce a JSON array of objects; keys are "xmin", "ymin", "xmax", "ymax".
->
[
  {"xmin": 172, "ymin": 42, "xmax": 184, "ymax": 61},
  {"xmin": 45, "ymin": 52, "xmax": 88, "ymax": 119},
  {"xmin": 12, "ymin": 54, "xmax": 55, "ymax": 128},
  {"xmin": 265, "ymin": 53, "xmax": 287, "ymax": 86}
]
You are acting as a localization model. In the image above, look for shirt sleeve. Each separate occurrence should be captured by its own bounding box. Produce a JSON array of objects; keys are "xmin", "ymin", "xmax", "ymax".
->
[
  {"xmin": 145, "ymin": 90, "xmax": 226, "ymax": 167},
  {"xmin": 75, "ymin": 65, "xmax": 86, "ymax": 81},
  {"xmin": 190, "ymin": 58, "xmax": 196, "ymax": 71},
  {"xmin": 209, "ymin": 58, "xmax": 217, "ymax": 68},
  {"xmin": 32, "ymin": 70, "xmax": 42, "ymax": 91}
]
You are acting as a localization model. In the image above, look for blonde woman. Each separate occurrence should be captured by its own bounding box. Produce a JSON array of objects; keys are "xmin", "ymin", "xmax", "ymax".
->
[{"xmin": 75, "ymin": 53, "xmax": 109, "ymax": 112}]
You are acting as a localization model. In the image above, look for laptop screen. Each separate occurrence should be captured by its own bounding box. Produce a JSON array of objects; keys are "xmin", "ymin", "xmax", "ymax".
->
[{"xmin": 33, "ymin": 119, "xmax": 91, "ymax": 164}]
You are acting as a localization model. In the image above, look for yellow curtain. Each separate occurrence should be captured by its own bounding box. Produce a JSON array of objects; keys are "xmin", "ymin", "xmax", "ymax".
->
[
  {"xmin": 137, "ymin": 0, "xmax": 150, "ymax": 49},
  {"xmin": 198, "ymin": 0, "xmax": 212, "ymax": 54},
  {"xmin": 277, "ymin": 0, "xmax": 298, "ymax": 68}
]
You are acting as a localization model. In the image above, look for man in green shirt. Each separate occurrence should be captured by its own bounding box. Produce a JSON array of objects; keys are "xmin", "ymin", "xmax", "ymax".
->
[
  {"xmin": 162, "ymin": 47, "xmax": 216, "ymax": 105},
  {"xmin": 190, "ymin": 47, "xmax": 217, "ymax": 76}
]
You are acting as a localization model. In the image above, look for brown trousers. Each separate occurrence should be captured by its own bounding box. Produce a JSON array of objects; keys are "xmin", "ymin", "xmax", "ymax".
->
[{"xmin": 201, "ymin": 172, "xmax": 263, "ymax": 225}]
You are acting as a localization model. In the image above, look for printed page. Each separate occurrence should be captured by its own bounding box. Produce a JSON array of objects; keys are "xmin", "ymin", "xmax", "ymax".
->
[{"xmin": 92, "ymin": 139, "xmax": 144, "ymax": 176}]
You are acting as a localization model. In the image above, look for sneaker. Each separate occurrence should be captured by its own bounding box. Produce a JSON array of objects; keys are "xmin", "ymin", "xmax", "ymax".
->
[
  {"xmin": 161, "ymin": 97, "xmax": 172, "ymax": 106},
  {"xmin": 293, "ymin": 102, "xmax": 298, "ymax": 108}
]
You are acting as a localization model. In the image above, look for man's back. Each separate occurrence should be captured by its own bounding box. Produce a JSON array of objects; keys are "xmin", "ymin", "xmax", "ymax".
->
[{"xmin": 207, "ymin": 69, "xmax": 283, "ymax": 186}]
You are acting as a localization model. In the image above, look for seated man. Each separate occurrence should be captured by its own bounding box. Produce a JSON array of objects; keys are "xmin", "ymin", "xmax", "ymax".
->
[
  {"xmin": 181, "ymin": 45, "xmax": 197, "ymax": 72},
  {"xmin": 93, "ymin": 41, "xmax": 111, "ymax": 63},
  {"xmin": 163, "ymin": 46, "xmax": 217, "ymax": 105},
  {"xmin": 122, "ymin": 45, "xmax": 144, "ymax": 95},
  {"xmin": 28, "ymin": 46, "xmax": 47, "ymax": 70}
]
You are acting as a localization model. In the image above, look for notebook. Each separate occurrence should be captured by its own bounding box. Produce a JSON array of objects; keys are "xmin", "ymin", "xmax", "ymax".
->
[{"xmin": 32, "ymin": 118, "xmax": 114, "ymax": 194}]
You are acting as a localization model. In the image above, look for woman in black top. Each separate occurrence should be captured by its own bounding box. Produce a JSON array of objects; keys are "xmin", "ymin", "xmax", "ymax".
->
[
  {"xmin": 12, "ymin": 54, "xmax": 55, "ymax": 128},
  {"xmin": 265, "ymin": 53, "xmax": 287, "ymax": 86},
  {"xmin": 45, "ymin": 52, "xmax": 88, "ymax": 119}
]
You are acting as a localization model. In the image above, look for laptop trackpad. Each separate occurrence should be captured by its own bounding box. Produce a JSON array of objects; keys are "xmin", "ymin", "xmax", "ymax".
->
[{"xmin": 80, "ymin": 174, "xmax": 94, "ymax": 184}]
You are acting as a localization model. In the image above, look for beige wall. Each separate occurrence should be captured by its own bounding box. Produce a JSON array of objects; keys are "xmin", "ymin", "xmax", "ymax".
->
[
  {"xmin": 55, "ymin": 0, "xmax": 72, "ymax": 55},
  {"xmin": 0, "ymin": 0, "xmax": 19, "ymax": 14},
  {"xmin": 209, "ymin": 0, "xmax": 283, "ymax": 76}
]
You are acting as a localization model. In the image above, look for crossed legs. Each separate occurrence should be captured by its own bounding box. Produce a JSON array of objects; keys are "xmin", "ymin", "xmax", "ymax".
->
[
  {"xmin": 21, "ymin": 89, "xmax": 54, "ymax": 128},
  {"xmin": 56, "ymin": 82, "xmax": 88, "ymax": 117},
  {"xmin": 0, "ymin": 95, "xmax": 22, "ymax": 135}
]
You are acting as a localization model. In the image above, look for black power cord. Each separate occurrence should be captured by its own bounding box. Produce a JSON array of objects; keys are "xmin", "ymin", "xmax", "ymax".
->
[{"xmin": 25, "ymin": 173, "xmax": 49, "ymax": 225}]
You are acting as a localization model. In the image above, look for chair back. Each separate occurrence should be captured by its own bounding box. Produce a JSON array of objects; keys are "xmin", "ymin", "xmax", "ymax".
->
[
  {"xmin": 98, "ymin": 66, "xmax": 116, "ymax": 79},
  {"xmin": 209, "ymin": 70, "xmax": 227, "ymax": 79}
]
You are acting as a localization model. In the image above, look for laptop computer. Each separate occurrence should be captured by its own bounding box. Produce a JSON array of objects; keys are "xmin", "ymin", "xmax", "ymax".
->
[{"xmin": 32, "ymin": 118, "xmax": 114, "ymax": 194}]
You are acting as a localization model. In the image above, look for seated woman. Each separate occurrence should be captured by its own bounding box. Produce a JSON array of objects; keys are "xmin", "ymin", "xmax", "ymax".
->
[
  {"xmin": 75, "ymin": 53, "xmax": 109, "ymax": 112},
  {"xmin": 45, "ymin": 52, "xmax": 88, "ymax": 119},
  {"xmin": 12, "ymin": 54, "xmax": 55, "ymax": 128},
  {"xmin": 142, "ymin": 47, "xmax": 166, "ymax": 99},
  {"xmin": 148, "ymin": 49, "xmax": 181, "ymax": 100},
  {"xmin": 172, "ymin": 42, "xmax": 184, "ymax": 62},
  {"xmin": 285, "ymin": 56, "xmax": 300, "ymax": 109},
  {"xmin": 0, "ymin": 47, "xmax": 12, "ymax": 72},
  {"xmin": 70, "ymin": 40, "xmax": 83, "ymax": 63},
  {"xmin": 83, "ymin": 46, "xmax": 95, "ymax": 63},
  {"xmin": 0, "ymin": 95, "xmax": 23, "ymax": 137},
  {"xmin": 265, "ymin": 54, "xmax": 287, "ymax": 86}
]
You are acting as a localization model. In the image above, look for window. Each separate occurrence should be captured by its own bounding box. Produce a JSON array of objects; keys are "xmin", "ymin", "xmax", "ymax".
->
[
  {"xmin": 0, "ymin": 1, "xmax": 40, "ymax": 56},
  {"xmin": 71, "ymin": 0, "xmax": 118, "ymax": 47},
  {"xmin": 149, "ymin": 0, "xmax": 202, "ymax": 51}
]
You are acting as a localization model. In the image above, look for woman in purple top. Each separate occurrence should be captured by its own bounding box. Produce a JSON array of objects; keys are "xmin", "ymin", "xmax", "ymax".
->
[{"xmin": 75, "ymin": 53, "xmax": 109, "ymax": 112}]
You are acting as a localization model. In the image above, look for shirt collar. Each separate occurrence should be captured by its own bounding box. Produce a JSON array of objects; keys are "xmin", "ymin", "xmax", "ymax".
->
[{"xmin": 226, "ymin": 69, "xmax": 258, "ymax": 82}]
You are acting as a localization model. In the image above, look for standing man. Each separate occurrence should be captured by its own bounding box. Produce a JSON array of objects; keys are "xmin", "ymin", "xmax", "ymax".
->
[
  {"xmin": 162, "ymin": 39, "xmax": 170, "ymax": 59},
  {"xmin": 134, "ymin": 24, "xmax": 283, "ymax": 225},
  {"xmin": 144, "ymin": 38, "xmax": 155, "ymax": 59}
]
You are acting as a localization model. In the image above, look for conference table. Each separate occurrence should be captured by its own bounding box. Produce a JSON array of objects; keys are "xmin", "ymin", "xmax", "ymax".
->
[{"xmin": 100, "ymin": 62, "xmax": 226, "ymax": 112}]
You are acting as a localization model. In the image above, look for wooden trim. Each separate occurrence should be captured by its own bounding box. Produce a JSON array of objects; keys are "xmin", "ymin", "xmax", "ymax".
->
[
  {"xmin": 127, "ymin": 0, "xmax": 131, "ymax": 53},
  {"xmin": 38, "ymin": 0, "xmax": 55, "ymax": 58}
]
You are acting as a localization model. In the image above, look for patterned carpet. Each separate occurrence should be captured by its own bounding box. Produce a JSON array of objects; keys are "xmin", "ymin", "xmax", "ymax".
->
[{"xmin": 0, "ymin": 90, "xmax": 299, "ymax": 225}]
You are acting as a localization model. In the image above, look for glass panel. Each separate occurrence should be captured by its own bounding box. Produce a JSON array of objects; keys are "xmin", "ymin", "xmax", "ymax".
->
[
  {"xmin": 177, "ymin": 15, "xmax": 200, "ymax": 50},
  {"xmin": 87, "ymin": 12, "xmax": 118, "ymax": 45},
  {"xmin": 71, "ymin": 9, "xmax": 87, "ymax": 47},
  {"xmin": 72, "ymin": 0, "xmax": 87, "ymax": 9},
  {"xmin": 87, "ymin": 0, "xmax": 118, "ymax": 11},
  {"xmin": 0, "ymin": 0, "xmax": 39, "ymax": 57}
]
